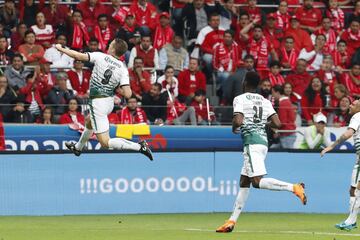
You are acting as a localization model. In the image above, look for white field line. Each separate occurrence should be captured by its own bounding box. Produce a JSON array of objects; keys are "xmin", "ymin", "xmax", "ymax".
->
[{"xmin": 184, "ymin": 228, "xmax": 360, "ymax": 237}]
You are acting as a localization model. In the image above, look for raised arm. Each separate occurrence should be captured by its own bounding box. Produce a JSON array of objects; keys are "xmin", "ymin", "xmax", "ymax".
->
[
  {"xmin": 55, "ymin": 44, "xmax": 89, "ymax": 62},
  {"xmin": 320, "ymin": 128, "xmax": 354, "ymax": 156}
]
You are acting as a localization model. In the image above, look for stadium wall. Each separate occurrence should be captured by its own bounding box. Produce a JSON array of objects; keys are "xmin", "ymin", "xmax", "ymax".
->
[{"xmin": 0, "ymin": 152, "xmax": 355, "ymax": 215}]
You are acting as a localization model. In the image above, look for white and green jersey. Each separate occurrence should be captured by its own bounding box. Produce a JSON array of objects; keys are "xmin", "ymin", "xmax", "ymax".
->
[
  {"xmin": 233, "ymin": 92, "xmax": 276, "ymax": 146},
  {"xmin": 349, "ymin": 112, "xmax": 360, "ymax": 154},
  {"xmin": 87, "ymin": 52, "xmax": 129, "ymax": 98}
]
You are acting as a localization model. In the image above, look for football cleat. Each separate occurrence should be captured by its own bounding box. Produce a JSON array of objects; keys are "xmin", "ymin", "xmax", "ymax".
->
[
  {"xmin": 335, "ymin": 222, "xmax": 357, "ymax": 231},
  {"xmin": 216, "ymin": 220, "xmax": 235, "ymax": 233},
  {"xmin": 139, "ymin": 140, "xmax": 153, "ymax": 161},
  {"xmin": 65, "ymin": 142, "xmax": 81, "ymax": 156},
  {"xmin": 293, "ymin": 183, "xmax": 307, "ymax": 205}
]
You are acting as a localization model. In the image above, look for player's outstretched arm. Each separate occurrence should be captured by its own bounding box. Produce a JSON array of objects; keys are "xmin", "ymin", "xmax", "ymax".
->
[
  {"xmin": 320, "ymin": 128, "xmax": 354, "ymax": 157},
  {"xmin": 55, "ymin": 44, "xmax": 89, "ymax": 62}
]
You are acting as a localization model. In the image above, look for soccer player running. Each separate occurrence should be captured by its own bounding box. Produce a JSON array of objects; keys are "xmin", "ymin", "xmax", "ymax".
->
[
  {"xmin": 216, "ymin": 72, "xmax": 307, "ymax": 233},
  {"xmin": 55, "ymin": 39, "xmax": 153, "ymax": 160},
  {"xmin": 321, "ymin": 100, "xmax": 360, "ymax": 231}
]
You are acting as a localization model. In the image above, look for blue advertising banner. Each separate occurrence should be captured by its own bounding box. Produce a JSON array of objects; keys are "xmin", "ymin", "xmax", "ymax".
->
[
  {"xmin": 0, "ymin": 152, "xmax": 355, "ymax": 215},
  {"xmin": 3, "ymin": 124, "xmax": 242, "ymax": 151}
]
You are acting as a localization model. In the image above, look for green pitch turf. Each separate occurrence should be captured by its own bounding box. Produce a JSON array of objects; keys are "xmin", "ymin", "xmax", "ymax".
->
[{"xmin": 0, "ymin": 213, "xmax": 359, "ymax": 240}]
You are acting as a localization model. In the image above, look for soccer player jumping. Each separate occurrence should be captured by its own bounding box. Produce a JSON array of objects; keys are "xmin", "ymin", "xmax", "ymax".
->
[
  {"xmin": 55, "ymin": 39, "xmax": 153, "ymax": 160},
  {"xmin": 216, "ymin": 72, "xmax": 307, "ymax": 233},
  {"xmin": 321, "ymin": 100, "xmax": 360, "ymax": 231}
]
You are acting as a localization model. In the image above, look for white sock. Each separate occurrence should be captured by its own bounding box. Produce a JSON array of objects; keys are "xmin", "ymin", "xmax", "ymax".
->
[
  {"xmin": 75, "ymin": 127, "xmax": 93, "ymax": 150},
  {"xmin": 345, "ymin": 191, "xmax": 360, "ymax": 225},
  {"xmin": 229, "ymin": 188, "xmax": 250, "ymax": 222},
  {"xmin": 108, "ymin": 138, "xmax": 141, "ymax": 151},
  {"xmin": 259, "ymin": 178, "xmax": 293, "ymax": 192}
]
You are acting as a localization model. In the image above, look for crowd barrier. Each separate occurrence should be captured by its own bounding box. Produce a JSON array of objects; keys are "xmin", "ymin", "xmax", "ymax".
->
[
  {"xmin": 2, "ymin": 124, "xmax": 355, "ymax": 151},
  {"xmin": 0, "ymin": 151, "xmax": 355, "ymax": 215}
]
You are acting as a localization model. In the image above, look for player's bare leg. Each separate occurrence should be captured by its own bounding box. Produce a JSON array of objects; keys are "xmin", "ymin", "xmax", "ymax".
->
[
  {"xmin": 216, "ymin": 175, "xmax": 251, "ymax": 233},
  {"xmin": 65, "ymin": 117, "xmax": 93, "ymax": 156},
  {"xmin": 336, "ymin": 185, "xmax": 359, "ymax": 231},
  {"xmin": 252, "ymin": 176, "xmax": 307, "ymax": 205},
  {"xmin": 96, "ymin": 131, "xmax": 153, "ymax": 161}
]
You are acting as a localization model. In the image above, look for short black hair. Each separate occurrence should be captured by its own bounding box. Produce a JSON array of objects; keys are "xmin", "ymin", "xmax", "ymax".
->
[
  {"xmin": 272, "ymin": 84, "xmax": 284, "ymax": 95},
  {"xmin": 195, "ymin": 89, "xmax": 206, "ymax": 96},
  {"xmin": 209, "ymin": 12, "xmax": 220, "ymax": 20},
  {"xmin": 24, "ymin": 30, "xmax": 35, "ymax": 37},
  {"xmin": 73, "ymin": 9, "xmax": 83, "ymax": 16},
  {"xmin": 244, "ymin": 55, "xmax": 255, "ymax": 61},
  {"xmin": 12, "ymin": 53, "xmax": 23, "ymax": 62},
  {"xmin": 97, "ymin": 14, "xmax": 108, "ymax": 21},
  {"xmin": 113, "ymin": 38, "xmax": 128, "ymax": 57},
  {"xmin": 337, "ymin": 39, "xmax": 346, "ymax": 46},
  {"xmin": 165, "ymin": 65, "xmax": 174, "ymax": 71},
  {"xmin": 153, "ymin": 82, "xmax": 162, "ymax": 91},
  {"xmin": 89, "ymin": 37, "xmax": 99, "ymax": 43},
  {"xmin": 134, "ymin": 56, "xmax": 144, "ymax": 62},
  {"xmin": 270, "ymin": 60, "xmax": 281, "ymax": 68},
  {"xmin": 224, "ymin": 29, "xmax": 234, "ymax": 38},
  {"xmin": 244, "ymin": 72, "xmax": 261, "ymax": 90}
]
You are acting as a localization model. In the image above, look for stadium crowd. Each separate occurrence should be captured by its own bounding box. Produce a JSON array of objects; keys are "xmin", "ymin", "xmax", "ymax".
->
[{"xmin": 0, "ymin": 0, "xmax": 358, "ymax": 131}]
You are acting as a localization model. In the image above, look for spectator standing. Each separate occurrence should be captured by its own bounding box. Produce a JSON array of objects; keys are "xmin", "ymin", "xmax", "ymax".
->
[
  {"xmin": 59, "ymin": 98, "xmax": 85, "ymax": 125},
  {"xmin": 44, "ymin": 34, "xmax": 74, "ymax": 69},
  {"xmin": 128, "ymin": 35, "xmax": 159, "ymax": 70},
  {"xmin": 301, "ymin": 77, "xmax": 328, "ymax": 125},
  {"xmin": 93, "ymin": 14, "xmax": 114, "ymax": 52},
  {"xmin": 272, "ymin": 85, "xmax": 296, "ymax": 149},
  {"xmin": 128, "ymin": 56, "xmax": 152, "ymax": 100},
  {"xmin": 158, "ymin": 35, "xmax": 189, "ymax": 73},
  {"xmin": 31, "ymin": 12, "xmax": 55, "ymax": 49},
  {"xmin": 0, "ymin": 75, "xmax": 16, "ymax": 117},
  {"xmin": 66, "ymin": 60, "xmax": 91, "ymax": 99},
  {"xmin": 117, "ymin": 95, "xmax": 148, "ymax": 124},
  {"xmin": 18, "ymin": 30, "xmax": 45, "ymax": 65},
  {"xmin": 76, "ymin": 0, "xmax": 107, "ymax": 33},
  {"xmin": 295, "ymin": 0, "xmax": 322, "ymax": 33},
  {"xmin": 153, "ymin": 12, "xmax": 174, "ymax": 50},
  {"xmin": 41, "ymin": 0, "xmax": 69, "ymax": 29},
  {"xmin": 141, "ymin": 83, "xmax": 168, "ymax": 124},
  {"xmin": 178, "ymin": 58, "xmax": 206, "ymax": 103},
  {"xmin": 4, "ymin": 54, "xmax": 31, "ymax": 90}
]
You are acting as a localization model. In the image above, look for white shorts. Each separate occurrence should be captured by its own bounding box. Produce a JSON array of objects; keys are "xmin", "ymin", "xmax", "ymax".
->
[
  {"xmin": 88, "ymin": 97, "xmax": 114, "ymax": 134},
  {"xmin": 351, "ymin": 156, "xmax": 360, "ymax": 187},
  {"xmin": 241, "ymin": 144, "xmax": 268, "ymax": 178}
]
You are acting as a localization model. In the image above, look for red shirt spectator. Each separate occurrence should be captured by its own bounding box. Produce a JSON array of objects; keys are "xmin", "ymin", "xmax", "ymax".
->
[
  {"xmin": 301, "ymin": 77, "xmax": 327, "ymax": 123},
  {"xmin": 325, "ymin": 2, "xmax": 344, "ymax": 34},
  {"xmin": 295, "ymin": 0, "xmax": 322, "ymax": 32},
  {"xmin": 117, "ymin": 96, "xmax": 148, "ymax": 124},
  {"xmin": 59, "ymin": 99, "xmax": 85, "ymax": 125},
  {"xmin": 76, "ymin": 0, "xmax": 107, "ymax": 33},
  {"xmin": 285, "ymin": 59, "xmax": 312, "ymax": 96},
  {"xmin": 190, "ymin": 90, "xmax": 216, "ymax": 124},
  {"xmin": 69, "ymin": 10, "xmax": 90, "ymax": 50},
  {"xmin": 41, "ymin": 0, "xmax": 69, "ymax": 27},
  {"xmin": 36, "ymin": 59, "xmax": 56, "ymax": 96},
  {"xmin": 104, "ymin": 0, "xmax": 130, "ymax": 31},
  {"xmin": 18, "ymin": 31, "xmax": 45, "ymax": 65},
  {"xmin": 243, "ymin": 0, "xmax": 262, "ymax": 22},
  {"xmin": 332, "ymin": 40, "xmax": 350, "ymax": 70},
  {"xmin": 178, "ymin": 58, "xmax": 206, "ymax": 99},
  {"xmin": 93, "ymin": 14, "xmax": 114, "ymax": 52},
  {"xmin": 129, "ymin": 0, "xmax": 157, "ymax": 29},
  {"xmin": 275, "ymin": 1, "xmax": 291, "ymax": 32},
  {"xmin": 153, "ymin": 12, "xmax": 174, "ymax": 50},
  {"xmin": 166, "ymin": 97, "xmax": 187, "ymax": 124},
  {"xmin": 67, "ymin": 60, "xmax": 91, "ymax": 97},
  {"xmin": 267, "ymin": 61, "xmax": 285, "ymax": 86},
  {"xmin": 195, "ymin": 25, "xmax": 225, "ymax": 55},
  {"xmin": 128, "ymin": 57, "xmax": 152, "ymax": 99},
  {"xmin": 19, "ymin": 75, "xmax": 45, "ymax": 112},
  {"xmin": 340, "ymin": 20, "xmax": 360, "ymax": 57},
  {"xmin": 330, "ymin": 96, "xmax": 351, "ymax": 127},
  {"xmin": 341, "ymin": 64, "xmax": 360, "ymax": 98},
  {"xmin": 279, "ymin": 36, "xmax": 299, "ymax": 69},
  {"xmin": 284, "ymin": 16, "xmax": 313, "ymax": 51},
  {"xmin": 212, "ymin": 36, "xmax": 241, "ymax": 73}
]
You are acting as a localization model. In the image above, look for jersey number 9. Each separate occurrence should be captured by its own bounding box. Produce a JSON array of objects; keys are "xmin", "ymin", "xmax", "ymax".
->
[{"xmin": 102, "ymin": 69, "xmax": 113, "ymax": 85}]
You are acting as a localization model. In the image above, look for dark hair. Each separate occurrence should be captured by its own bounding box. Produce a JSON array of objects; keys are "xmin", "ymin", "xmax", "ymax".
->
[
  {"xmin": 134, "ymin": 56, "xmax": 143, "ymax": 63},
  {"xmin": 337, "ymin": 39, "xmax": 347, "ymax": 46},
  {"xmin": 334, "ymin": 96, "xmax": 351, "ymax": 124},
  {"xmin": 253, "ymin": 25, "xmax": 263, "ymax": 31},
  {"xmin": 285, "ymin": 36, "xmax": 294, "ymax": 41},
  {"xmin": 68, "ymin": 98, "xmax": 81, "ymax": 112},
  {"xmin": 270, "ymin": 60, "xmax": 281, "ymax": 68},
  {"xmin": 11, "ymin": 53, "xmax": 23, "ymax": 62},
  {"xmin": 165, "ymin": 65, "xmax": 174, "ymax": 71},
  {"xmin": 224, "ymin": 29, "xmax": 234, "ymax": 38},
  {"xmin": 189, "ymin": 58, "xmax": 200, "ymax": 64},
  {"xmin": 89, "ymin": 37, "xmax": 99, "ymax": 43},
  {"xmin": 24, "ymin": 30, "xmax": 35, "ymax": 37},
  {"xmin": 239, "ymin": 11, "xmax": 250, "ymax": 19},
  {"xmin": 40, "ymin": 106, "xmax": 54, "ymax": 123},
  {"xmin": 244, "ymin": 72, "xmax": 261, "ymax": 89},
  {"xmin": 209, "ymin": 12, "xmax": 220, "ymax": 20},
  {"xmin": 272, "ymin": 84, "xmax": 284, "ymax": 95},
  {"xmin": 244, "ymin": 54, "xmax": 255, "ymax": 61},
  {"xmin": 153, "ymin": 82, "xmax": 162, "ymax": 91},
  {"xmin": 316, "ymin": 34, "xmax": 327, "ymax": 41},
  {"xmin": 72, "ymin": 9, "xmax": 83, "ymax": 17},
  {"xmin": 97, "ymin": 14, "xmax": 108, "ymax": 21},
  {"xmin": 0, "ymin": 35, "xmax": 6, "ymax": 41},
  {"xmin": 194, "ymin": 89, "xmax": 206, "ymax": 96},
  {"xmin": 304, "ymin": 77, "xmax": 327, "ymax": 107},
  {"xmin": 55, "ymin": 33, "xmax": 67, "ymax": 39}
]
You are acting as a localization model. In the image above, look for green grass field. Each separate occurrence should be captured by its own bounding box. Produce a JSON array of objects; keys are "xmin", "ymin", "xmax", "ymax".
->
[{"xmin": 0, "ymin": 213, "xmax": 359, "ymax": 240}]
